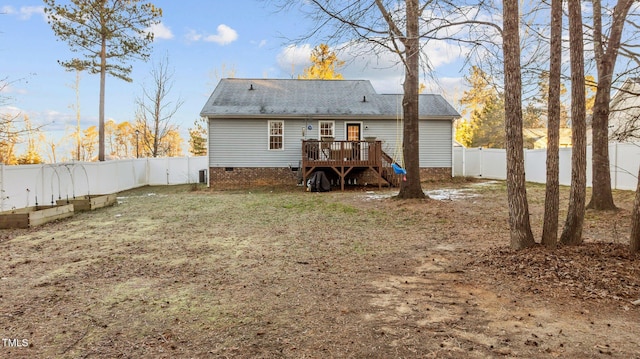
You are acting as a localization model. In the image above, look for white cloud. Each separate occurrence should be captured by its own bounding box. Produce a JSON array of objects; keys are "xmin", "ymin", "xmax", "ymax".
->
[
  {"xmin": 2, "ymin": 5, "xmax": 46, "ymax": 20},
  {"xmin": 274, "ymin": 40, "xmax": 467, "ymax": 99},
  {"xmin": 185, "ymin": 29, "xmax": 202, "ymax": 43},
  {"xmin": 147, "ymin": 22, "xmax": 174, "ymax": 40},
  {"xmin": 0, "ymin": 106, "xmax": 22, "ymax": 118},
  {"xmin": 5, "ymin": 5, "xmax": 45, "ymax": 20},
  {"xmin": 184, "ymin": 24, "xmax": 238, "ymax": 46},
  {"xmin": 276, "ymin": 44, "xmax": 313, "ymax": 75},
  {"xmin": 1, "ymin": 5, "xmax": 16, "ymax": 14},
  {"xmin": 203, "ymin": 24, "xmax": 238, "ymax": 45},
  {"xmin": 20, "ymin": 6, "xmax": 44, "ymax": 20}
]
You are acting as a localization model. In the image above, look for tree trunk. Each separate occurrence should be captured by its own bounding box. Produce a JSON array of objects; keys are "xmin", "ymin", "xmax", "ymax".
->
[
  {"xmin": 560, "ymin": 0, "xmax": 587, "ymax": 245},
  {"xmin": 630, "ymin": 166, "xmax": 640, "ymax": 252},
  {"xmin": 541, "ymin": 0, "xmax": 562, "ymax": 248},
  {"xmin": 587, "ymin": 0, "xmax": 633, "ymax": 211},
  {"xmin": 397, "ymin": 0, "xmax": 425, "ymax": 199},
  {"xmin": 98, "ymin": 35, "xmax": 106, "ymax": 162},
  {"xmin": 502, "ymin": 0, "xmax": 535, "ymax": 249}
]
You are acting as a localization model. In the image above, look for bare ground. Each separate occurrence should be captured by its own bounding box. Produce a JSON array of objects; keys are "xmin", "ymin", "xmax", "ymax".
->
[{"xmin": 1, "ymin": 180, "xmax": 639, "ymax": 358}]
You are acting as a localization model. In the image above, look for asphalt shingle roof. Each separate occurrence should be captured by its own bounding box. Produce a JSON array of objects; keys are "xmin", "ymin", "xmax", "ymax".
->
[{"xmin": 201, "ymin": 78, "xmax": 460, "ymax": 119}]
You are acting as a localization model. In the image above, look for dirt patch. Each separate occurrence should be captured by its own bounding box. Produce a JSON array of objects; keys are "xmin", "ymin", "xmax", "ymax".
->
[{"xmin": 1, "ymin": 181, "xmax": 639, "ymax": 358}]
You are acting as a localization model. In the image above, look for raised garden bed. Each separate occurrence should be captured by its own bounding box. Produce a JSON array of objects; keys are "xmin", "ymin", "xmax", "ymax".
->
[
  {"xmin": 56, "ymin": 194, "xmax": 117, "ymax": 212},
  {"xmin": 0, "ymin": 204, "xmax": 74, "ymax": 229}
]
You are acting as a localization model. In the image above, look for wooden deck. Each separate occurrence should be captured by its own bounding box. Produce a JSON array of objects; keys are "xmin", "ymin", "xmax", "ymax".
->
[{"xmin": 301, "ymin": 140, "xmax": 400, "ymax": 190}]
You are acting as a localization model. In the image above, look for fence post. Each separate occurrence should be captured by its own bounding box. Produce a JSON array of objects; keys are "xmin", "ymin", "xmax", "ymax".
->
[
  {"xmin": 613, "ymin": 142, "xmax": 618, "ymax": 190},
  {"xmin": 462, "ymin": 146, "xmax": 466, "ymax": 177},
  {"xmin": 479, "ymin": 147, "xmax": 483, "ymax": 177}
]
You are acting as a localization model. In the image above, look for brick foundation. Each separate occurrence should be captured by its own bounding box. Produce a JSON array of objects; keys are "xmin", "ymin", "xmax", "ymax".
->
[
  {"xmin": 209, "ymin": 167, "xmax": 300, "ymax": 190},
  {"xmin": 419, "ymin": 167, "xmax": 453, "ymax": 181},
  {"xmin": 209, "ymin": 166, "xmax": 452, "ymax": 190}
]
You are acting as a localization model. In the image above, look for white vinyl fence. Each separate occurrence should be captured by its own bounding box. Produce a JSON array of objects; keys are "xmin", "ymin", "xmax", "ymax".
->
[
  {"xmin": 453, "ymin": 142, "xmax": 640, "ymax": 191},
  {"xmin": 0, "ymin": 157, "xmax": 208, "ymax": 211}
]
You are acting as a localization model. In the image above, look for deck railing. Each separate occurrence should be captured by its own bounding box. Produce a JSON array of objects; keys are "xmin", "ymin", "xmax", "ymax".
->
[{"xmin": 302, "ymin": 140, "xmax": 382, "ymax": 168}]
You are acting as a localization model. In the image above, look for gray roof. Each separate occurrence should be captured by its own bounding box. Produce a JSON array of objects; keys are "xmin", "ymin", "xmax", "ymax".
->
[{"xmin": 201, "ymin": 78, "xmax": 460, "ymax": 120}]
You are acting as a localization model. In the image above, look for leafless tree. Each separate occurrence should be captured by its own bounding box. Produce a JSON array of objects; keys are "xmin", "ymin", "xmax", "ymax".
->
[
  {"xmin": 275, "ymin": 0, "xmax": 448, "ymax": 198},
  {"xmin": 503, "ymin": 0, "xmax": 536, "ymax": 249},
  {"xmin": 560, "ymin": 0, "xmax": 588, "ymax": 246},
  {"xmin": 541, "ymin": 0, "xmax": 563, "ymax": 248},
  {"xmin": 0, "ymin": 77, "xmax": 47, "ymax": 164},
  {"xmin": 136, "ymin": 56, "xmax": 183, "ymax": 158},
  {"xmin": 586, "ymin": 0, "xmax": 636, "ymax": 211}
]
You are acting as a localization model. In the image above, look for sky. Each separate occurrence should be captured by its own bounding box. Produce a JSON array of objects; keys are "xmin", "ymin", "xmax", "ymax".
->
[{"xmin": 0, "ymin": 1, "xmax": 469, "ymax": 158}]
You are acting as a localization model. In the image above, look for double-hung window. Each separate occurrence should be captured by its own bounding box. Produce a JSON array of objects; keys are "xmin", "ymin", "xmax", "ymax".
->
[
  {"xmin": 319, "ymin": 121, "xmax": 335, "ymax": 140},
  {"xmin": 269, "ymin": 121, "xmax": 284, "ymax": 150}
]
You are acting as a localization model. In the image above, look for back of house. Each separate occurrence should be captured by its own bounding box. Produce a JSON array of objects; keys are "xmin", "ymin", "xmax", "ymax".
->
[{"xmin": 200, "ymin": 78, "xmax": 460, "ymax": 189}]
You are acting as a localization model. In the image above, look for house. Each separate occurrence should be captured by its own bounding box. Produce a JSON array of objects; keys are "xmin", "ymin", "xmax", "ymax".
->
[
  {"xmin": 522, "ymin": 128, "xmax": 573, "ymax": 149},
  {"xmin": 609, "ymin": 78, "xmax": 640, "ymax": 142},
  {"xmin": 200, "ymin": 78, "xmax": 460, "ymax": 190}
]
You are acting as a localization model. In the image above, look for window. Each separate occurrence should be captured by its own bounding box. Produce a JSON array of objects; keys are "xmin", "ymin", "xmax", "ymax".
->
[
  {"xmin": 319, "ymin": 121, "xmax": 335, "ymax": 140},
  {"xmin": 269, "ymin": 121, "xmax": 283, "ymax": 150}
]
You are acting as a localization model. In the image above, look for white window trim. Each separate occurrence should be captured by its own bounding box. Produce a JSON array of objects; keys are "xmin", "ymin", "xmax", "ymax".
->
[
  {"xmin": 318, "ymin": 120, "xmax": 335, "ymax": 140},
  {"xmin": 268, "ymin": 120, "xmax": 284, "ymax": 151}
]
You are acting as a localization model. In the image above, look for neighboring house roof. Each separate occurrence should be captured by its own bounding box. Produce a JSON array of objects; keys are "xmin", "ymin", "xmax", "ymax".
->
[
  {"xmin": 523, "ymin": 128, "xmax": 573, "ymax": 149},
  {"xmin": 609, "ymin": 77, "xmax": 640, "ymax": 142},
  {"xmin": 200, "ymin": 78, "xmax": 460, "ymax": 120}
]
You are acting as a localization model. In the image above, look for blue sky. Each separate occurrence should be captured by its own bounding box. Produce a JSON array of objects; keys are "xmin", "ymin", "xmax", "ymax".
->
[{"xmin": 0, "ymin": 1, "xmax": 467, "ymax": 157}]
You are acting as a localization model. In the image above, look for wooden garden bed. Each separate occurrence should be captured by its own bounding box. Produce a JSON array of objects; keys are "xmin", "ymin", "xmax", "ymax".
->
[
  {"xmin": 0, "ymin": 204, "xmax": 74, "ymax": 229},
  {"xmin": 56, "ymin": 194, "xmax": 117, "ymax": 212}
]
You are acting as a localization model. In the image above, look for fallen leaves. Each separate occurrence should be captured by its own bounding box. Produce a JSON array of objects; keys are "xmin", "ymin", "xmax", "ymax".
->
[{"xmin": 472, "ymin": 242, "xmax": 640, "ymax": 303}]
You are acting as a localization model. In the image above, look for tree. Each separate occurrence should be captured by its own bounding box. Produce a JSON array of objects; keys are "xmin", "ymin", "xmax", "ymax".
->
[
  {"xmin": 114, "ymin": 121, "xmax": 135, "ymax": 158},
  {"xmin": 560, "ymin": 0, "xmax": 588, "ymax": 246},
  {"xmin": 80, "ymin": 126, "xmax": 99, "ymax": 161},
  {"xmin": 0, "ymin": 111, "xmax": 19, "ymax": 164},
  {"xmin": 66, "ymin": 58, "xmax": 86, "ymax": 161},
  {"xmin": 188, "ymin": 117, "xmax": 207, "ymax": 157},
  {"xmin": 15, "ymin": 115, "xmax": 44, "ymax": 165},
  {"xmin": 459, "ymin": 66, "xmax": 497, "ymax": 118},
  {"xmin": 458, "ymin": 66, "xmax": 505, "ymax": 148},
  {"xmin": 136, "ymin": 56, "xmax": 183, "ymax": 158},
  {"xmin": 587, "ymin": 0, "xmax": 635, "ymax": 211},
  {"xmin": 469, "ymin": 95, "xmax": 506, "ymax": 148},
  {"xmin": 105, "ymin": 119, "xmax": 118, "ymax": 158},
  {"xmin": 160, "ymin": 129, "xmax": 183, "ymax": 157},
  {"xmin": 279, "ymin": 0, "xmax": 427, "ymax": 199},
  {"xmin": 44, "ymin": 0, "xmax": 162, "ymax": 161},
  {"xmin": 454, "ymin": 119, "xmax": 473, "ymax": 147},
  {"xmin": 299, "ymin": 44, "xmax": 345, "ymax": 80},
  {"xmin": 0, "ymin": 77, "xmax": 44, "ymax": 164},
  {"xmin": 532, "ymin": 71, "xmax": 570, "ymax": 128},
  {"xmin": 541, "ymin": 0, "xmax": 563, "ymax": 249},
  {"xmin": 503, "ymin": 0, "xmax": 535, "ymax": 249}
]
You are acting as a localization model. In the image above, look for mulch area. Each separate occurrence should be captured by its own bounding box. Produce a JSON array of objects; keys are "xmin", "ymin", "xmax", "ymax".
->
[{"xmin": 472, "ymin": 242, "xmax": 640, "ymax": 305}]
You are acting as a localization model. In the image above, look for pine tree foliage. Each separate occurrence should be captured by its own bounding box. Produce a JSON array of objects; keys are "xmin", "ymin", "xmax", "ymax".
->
[
  {"xmin": 43, "ymin": 0, "xmax": 162, "ymax": 161},
  {"xmin": 188, "ymin": 118, "xmax": 208, "ymax": 157}
]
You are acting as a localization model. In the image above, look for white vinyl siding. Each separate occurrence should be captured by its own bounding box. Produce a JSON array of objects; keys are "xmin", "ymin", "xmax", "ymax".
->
[
  {"xmin": 208, "ymin": 118, "xmax": 453, "ymax": 168},
  {"xmin": 420, "ymin": 120, "xmax": 453, "ymax": 167},
  {"xmin": 209, "ymin": 119, "xmax": 304, "ymax": 167}
]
